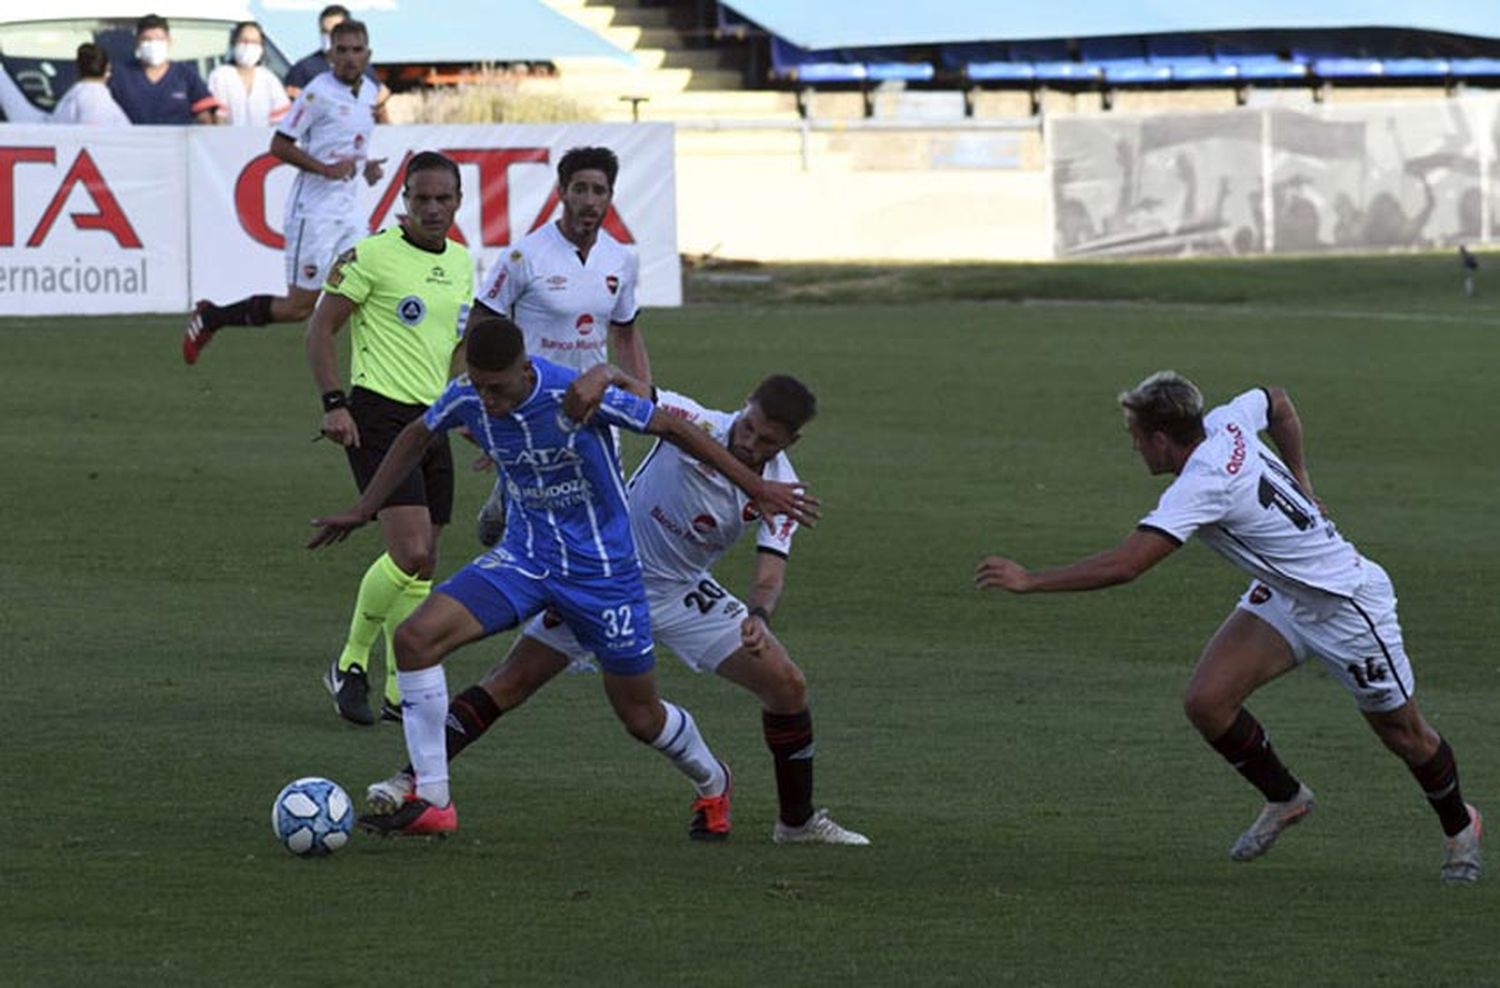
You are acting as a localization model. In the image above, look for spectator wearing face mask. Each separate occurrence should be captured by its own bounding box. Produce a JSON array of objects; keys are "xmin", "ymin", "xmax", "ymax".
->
[
  {"xmin": 208, "ymin": 21, "xmax": 290, "ymax": 126},
  {"xmin": 109, "ymin": 13, "xmax": 220, "ymax": 124}
]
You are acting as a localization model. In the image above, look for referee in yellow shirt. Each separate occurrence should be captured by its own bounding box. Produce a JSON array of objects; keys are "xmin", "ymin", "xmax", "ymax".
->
[{"xmin": 306, "ymin": 151, "xmax": 473, "ymax": 725}]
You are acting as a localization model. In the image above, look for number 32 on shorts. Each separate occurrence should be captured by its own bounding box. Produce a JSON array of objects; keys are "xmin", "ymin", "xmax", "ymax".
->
[{"xmin": 601, "ymin": 604, "xmax": 634, "ymax": 639}]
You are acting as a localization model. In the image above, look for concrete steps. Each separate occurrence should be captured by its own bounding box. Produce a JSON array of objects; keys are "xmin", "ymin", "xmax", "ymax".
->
[{"xmin": 540, "ymin": 0, "xmax": 800, "ymax": 117}]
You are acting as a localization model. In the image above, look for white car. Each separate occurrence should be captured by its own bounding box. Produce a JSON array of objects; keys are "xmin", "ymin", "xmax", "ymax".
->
[{"xmin": 0, "ymin": 1, "xmax": 291, "ymax": 118}]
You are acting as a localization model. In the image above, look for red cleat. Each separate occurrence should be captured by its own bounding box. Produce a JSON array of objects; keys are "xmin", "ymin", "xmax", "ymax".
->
[
  {"xmin": 688, "ymin": 762, "xmax": 732, "ymax": 841},
  {"xmin": 182, "ymin": 300, "xmax": 216, "ymax": 365},
  {"xmin": 357, "ymin": 795, "xmax": 457, "ymax": 837}
]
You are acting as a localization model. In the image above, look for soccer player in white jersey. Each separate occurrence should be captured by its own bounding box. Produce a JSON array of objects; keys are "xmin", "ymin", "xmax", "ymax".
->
[
  {"xmin": 365, "ymin": 372, "xmax": 869, "ymax": 844},
  {"xmin": 976, "ymin": 372, "xmax": 1481, "ymax": 884},
  {"xmin": 469, "ymin": 146, "xmax": 647, "ymax": 545},
  {"xmin": 182, "ymin": 19, "xmax": 386, "ymax": 365}
]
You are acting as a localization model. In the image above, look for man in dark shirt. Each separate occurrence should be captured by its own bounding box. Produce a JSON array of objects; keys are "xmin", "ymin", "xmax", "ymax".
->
[{"xmin": 108, "ymin": 13, "xmax": 219, "ymax": 125}]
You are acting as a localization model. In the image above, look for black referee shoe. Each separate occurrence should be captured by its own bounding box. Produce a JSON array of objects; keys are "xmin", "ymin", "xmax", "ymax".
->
[{"xmin": 324, "ymin": 660, "xmax": 375, "ymax": 726}]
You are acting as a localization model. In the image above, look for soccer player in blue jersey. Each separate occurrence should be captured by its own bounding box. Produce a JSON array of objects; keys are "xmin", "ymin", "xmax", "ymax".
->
[{"xmin": 308, "ymin": 315, "xmax": 818, "ymax": 838}]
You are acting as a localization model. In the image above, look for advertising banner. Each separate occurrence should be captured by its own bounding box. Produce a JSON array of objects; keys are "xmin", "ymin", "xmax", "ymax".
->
[
  {"xmin": 1, "ymin": 122, "xmax": 679, "ymax": 317},
  {"xmin": 0, "ymin": 126, "xmax": 189, "ymax": 315}
]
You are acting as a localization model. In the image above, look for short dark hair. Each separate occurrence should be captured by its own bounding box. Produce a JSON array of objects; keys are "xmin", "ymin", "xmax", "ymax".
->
[
  {"xmin": 330, "ymin": 18, "xmax": 367, "ymax": 43},
  {"xmin": 466, "ymin": 315, "xmax": 526, "ymax": 371},
  {"xmin": 135, "ymin": 14, "xmax": 169, "ymax": 37},
  {"xmin": 751, "ymin": 375, "xmax": 817, "ymax": 433},
  {"xmin": 403, "ymin": 151, "xmax": 461, "ymax": 194},
  {"xmin": 229, "ymin": 20, "xmax": 262, "ymax": 46},
  {"xmin": 319, "ymin": 4, "xmax": 351, "ymax": 21},
  {"xmin": 558, "ymin": 146, "xmax": 619, "ymax": 191},
  {"xmin": 75, "ymin": 43, "xmax": 109, "ymax": 79}
]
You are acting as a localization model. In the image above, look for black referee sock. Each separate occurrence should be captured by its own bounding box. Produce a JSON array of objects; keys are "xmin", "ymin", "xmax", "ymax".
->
[
  {"xmin": 1209, "ymin": 708, "xmax": 1301, "ymax": 803},
  {"xmin": 400, "ymin": 685, "xmax": 503, "ymax": 776},
  {"xmin": 1409, "ymin": 738, "xmax": 1472, "ymax": 837},
  {"xmin": 208, "ymin": 293, "xmax": 275, "ymax": 330},
  {"xmin": 763, "ymin": 709, "xmax": 815, "ymax": 827}
]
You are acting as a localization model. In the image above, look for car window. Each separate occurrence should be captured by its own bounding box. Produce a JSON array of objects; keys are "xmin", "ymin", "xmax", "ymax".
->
[{"xmin": 0, "ymin": 17, "xmax": 290, "ymax": 114}]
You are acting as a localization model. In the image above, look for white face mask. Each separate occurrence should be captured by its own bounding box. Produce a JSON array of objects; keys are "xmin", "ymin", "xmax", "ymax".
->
[
  {"xmin": 136, "ymin": 39, "xmax": 170, "ymax": 67},
  {"xmin": 232, "ymin": 42, "xmax": 263, "ymax": 67}
]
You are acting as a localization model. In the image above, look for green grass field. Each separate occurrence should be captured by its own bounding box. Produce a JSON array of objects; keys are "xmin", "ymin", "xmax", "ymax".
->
[{"xmin": 4, "ymin": 255, "xmax": 1498, "ymax": 986}]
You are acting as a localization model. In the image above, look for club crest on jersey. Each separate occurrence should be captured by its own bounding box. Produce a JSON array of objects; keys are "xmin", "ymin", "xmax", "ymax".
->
[
  {"xmin": 397, "ymin": 295, "xmax": 426, "ymax": 326},
  {"xmin": 605, "ymin": 275, "xmax": 620, "ymax": 295}
]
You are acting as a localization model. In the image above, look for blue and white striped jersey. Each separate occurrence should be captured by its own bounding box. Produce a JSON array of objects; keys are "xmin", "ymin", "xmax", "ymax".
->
[{"xmin": 423, "ymin": 358, "xmax": 656, "ymax": 578}]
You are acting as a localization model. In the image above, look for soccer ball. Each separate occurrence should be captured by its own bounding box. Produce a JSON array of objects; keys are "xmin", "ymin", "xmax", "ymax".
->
[{"xmin": 272, "ymin": 777, "xmax": 354, "ymax": 856}]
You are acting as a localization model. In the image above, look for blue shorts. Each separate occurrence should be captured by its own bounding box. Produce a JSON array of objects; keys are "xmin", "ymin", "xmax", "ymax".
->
[{"xmin": 437, "ymin": 554, "xmax": 655, "ymax": 676}]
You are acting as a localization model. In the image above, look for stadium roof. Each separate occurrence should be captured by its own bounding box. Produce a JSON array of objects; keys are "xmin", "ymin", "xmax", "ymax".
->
[
  {"xmin": 721, "ymin": 0, "xmax": 1500, "ymax": 49},
  {"xmin": 248, "ymin": 0, "xmax": 634, "ymax": 64}
]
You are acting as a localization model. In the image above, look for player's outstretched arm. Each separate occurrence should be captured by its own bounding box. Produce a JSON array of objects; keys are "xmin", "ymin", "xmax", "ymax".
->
[
  {"xmin": 1264, "ymin": 386, "xmax": 1319, "ymax": 506},
  {"xmin": 648, "ymin": 409, "xmax": 819, "ymax": 529},
  {"xmin": 975, "ymin": 528, "xmax": 1178, "ymax": 594},
  {"xmin": 563, "ymin": 365, "xmax": 650, "ymax": 423},
  {"xmin": 308, "ymin": 419, "xmax": 436, "ymax": 548}
]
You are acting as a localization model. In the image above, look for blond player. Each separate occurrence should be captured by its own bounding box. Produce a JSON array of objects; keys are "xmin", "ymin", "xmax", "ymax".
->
[{"xmin": 976, "ymin": 372, "xmax": 1481, "ymax": 883}]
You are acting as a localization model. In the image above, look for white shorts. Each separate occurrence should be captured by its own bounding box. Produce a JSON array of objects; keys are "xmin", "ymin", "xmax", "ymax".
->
[
  {"xmin": 1235, "ymin": 560, "xmax": 1415, "ymax": 713},
  {"xmin": 522, "ymin": 573, "xmax": 747, "ymax": 673},
  {"xmin": 283, "ymin": 212, "xmax": 360, "ymax": 291}
]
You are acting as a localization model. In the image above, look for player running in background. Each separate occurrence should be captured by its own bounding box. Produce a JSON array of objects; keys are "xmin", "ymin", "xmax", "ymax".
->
[
  {"xmin": 469, "ymin": 146, "xmax": 647, "ymax": 546},
  {"xmin": 975, "ymin": 372, "xmax": 1482, "ymax": 883},
  {"xmin": 183, "ymin": 19, "xmax": 386, "ymax": 365},
  {"xmin": 306, "ymin": 151, "xmax": 471, "ymax": 726},
  {"xmin": 365, "ymin": 372, "xmax": 869, "ymax": 845},
  {"xmin": 307, "ymin": 316, "xmax": 818, "ymax": 838}
]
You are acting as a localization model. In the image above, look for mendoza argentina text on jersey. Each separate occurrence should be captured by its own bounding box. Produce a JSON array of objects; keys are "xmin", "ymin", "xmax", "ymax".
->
[
  {"xmin": 423, "ymin": 359, "xmax": 654, "ymax": 578},
  {"xmin": 324, "ymin": 228, "xmax": 474, "ymax": 406}
]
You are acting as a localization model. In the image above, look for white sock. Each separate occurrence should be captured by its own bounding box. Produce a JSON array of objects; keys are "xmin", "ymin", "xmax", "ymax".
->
[
  {"xmin": 397, "ymin": 665, "xmax": 451, "ymax": 808},
  {"xmin": 650, "ymin": 700, "xmax": 726, "ymax": 797}
]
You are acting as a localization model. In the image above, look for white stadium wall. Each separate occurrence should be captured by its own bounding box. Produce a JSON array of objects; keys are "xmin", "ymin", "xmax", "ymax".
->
[{"xmin": 0, "ymin": 122, "xmax": 680, "ymax": 317}]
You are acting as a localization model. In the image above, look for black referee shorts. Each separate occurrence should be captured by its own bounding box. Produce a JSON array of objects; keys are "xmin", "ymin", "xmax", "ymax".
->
[{"xmin": 344, "ymin": 386, "xmax": 454, "ymax": 526}]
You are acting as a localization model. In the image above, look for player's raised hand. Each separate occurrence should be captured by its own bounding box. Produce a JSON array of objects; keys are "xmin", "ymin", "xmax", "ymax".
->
[
  {"xmin": 363, "ymin": 157, "xmax": 387, "ymax": 186},
  {"xmin": 320, "ymin": 407, "xmax": 360, "ymax": 448},
  {"xmin": 974, "ymin": 555, "xmax": 1034, "ymax": 593},
  {"xmin": 561, "ymin": 366, "xmax": 611, "ymax": 423},
  {"xmin": 307, "ymin": 508, "xmax": 371, "ymax": 548},
  {"xmin": 756, "ymin": 481, "xmax": 819, "ymax": 529}
]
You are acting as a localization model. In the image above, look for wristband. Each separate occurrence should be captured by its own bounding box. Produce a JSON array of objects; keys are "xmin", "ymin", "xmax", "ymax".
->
[
  {"xmin": 321, "ymin": 390, "xmax": 348, "ymax": 412},
  {"xmin": 748, "ymin": 606, "xmax": 771, "ymax": 625}
]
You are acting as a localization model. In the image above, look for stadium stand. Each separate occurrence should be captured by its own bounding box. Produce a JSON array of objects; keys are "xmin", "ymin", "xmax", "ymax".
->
[{"xmin": 699, "ymin": 0, "xmax": 1500, "ymax": 116}]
